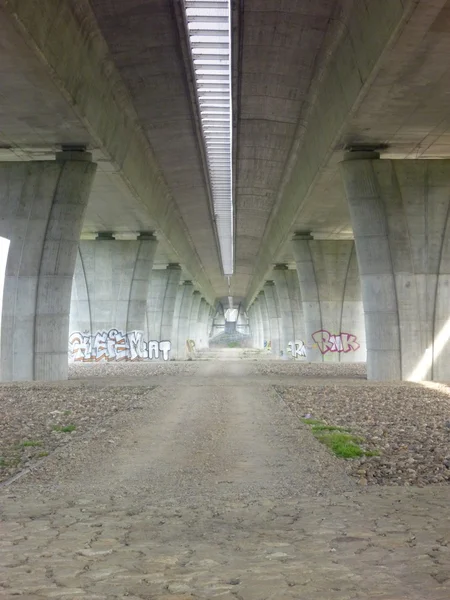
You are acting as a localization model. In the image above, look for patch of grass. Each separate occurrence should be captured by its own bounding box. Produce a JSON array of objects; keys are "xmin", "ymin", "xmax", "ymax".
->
[
  {"xmin": 38, "ymin": 451, "xmax": 49, "ymax": 458},
  {"xmin": 20, "ymin": 440, "xmax": 43, "ymax": 447},
  {"xmin": 300, "ymin": 418, "xmax": 324, "ymax": 426},
  {"xmin": 300, "ymin": 415, "xmax": 380, "ymax": 460},
  {"xmin": 313, "ymin": 431, "xmax": 365, "ymax": 459},
  {"xmin": 52, "ymin": 424, "xmax": 76, "ymax": 433},
  {"xmin": 63, "ymin": 410, "xmax": 71, "ymax": 416},
  {"xmin": 311, "ymin": 424, "xmax": 349, "ymax": 433}
]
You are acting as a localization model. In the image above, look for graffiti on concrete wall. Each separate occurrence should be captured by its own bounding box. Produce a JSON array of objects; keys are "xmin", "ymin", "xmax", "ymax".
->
[
  {"xmin": 69, "ymin": 330, "xmax": 171, "ymax": 362},
  {"xmin": 287, "ymin": 341, "xmax": 307, "ymax": 358},
  {"xmin": 312, "ymin": 330, "xmax": 360, "ymax": 354},
  {"xmin": 186, "ymin": 339, "xmax": 196, "ymax": 355}
]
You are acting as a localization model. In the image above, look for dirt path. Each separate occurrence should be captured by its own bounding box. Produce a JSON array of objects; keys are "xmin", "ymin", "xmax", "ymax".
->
[{"xmin": 1, "ymin": 361, "xmax": 450, "ymax": 599}]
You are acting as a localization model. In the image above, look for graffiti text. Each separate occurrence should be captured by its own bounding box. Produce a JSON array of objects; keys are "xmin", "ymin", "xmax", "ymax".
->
[
  {"xmin": 311, "ymin": 330, "xmax": 360, "ymax": 355},
  {"xmin": 287, "ymin": 341, "xmax": 307, "ymax": 358},
  {"xmin": 69, "ymin": 330, "xmax": 171, "ymax": 362}
]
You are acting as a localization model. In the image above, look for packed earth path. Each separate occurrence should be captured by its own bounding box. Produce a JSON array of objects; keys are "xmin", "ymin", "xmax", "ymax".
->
[{"xmin": 1, "ymin": 359, "xmax": 450, "ymax": 599}]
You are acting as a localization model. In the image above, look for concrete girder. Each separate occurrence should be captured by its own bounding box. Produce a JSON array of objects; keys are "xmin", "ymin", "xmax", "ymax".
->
[
  {"xmin": 243, "ymin": 0, "xmax": 430, "ymax": 307},
  {"xmin": 1, "ymin": 0, "xmax": 216, "ymax": 305}
]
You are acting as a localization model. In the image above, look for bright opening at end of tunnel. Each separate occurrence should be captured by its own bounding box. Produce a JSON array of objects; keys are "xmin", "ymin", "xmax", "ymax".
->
[{"xmin": 183, "ymin": 0, "xmax": 234, "ymax": 276}]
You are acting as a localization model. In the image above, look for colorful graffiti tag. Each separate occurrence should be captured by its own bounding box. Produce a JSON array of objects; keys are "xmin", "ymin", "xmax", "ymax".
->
[
  {"xmin": 311, "ymin": 330, "xmax": 360, "ymax": 354},
  {"xmin": 287, "ymin": 341, "xmax": 307, "ymax": 358},
  {"xmin": 69, "ymin": 330, "xmax": 171, "ymax": 362}
]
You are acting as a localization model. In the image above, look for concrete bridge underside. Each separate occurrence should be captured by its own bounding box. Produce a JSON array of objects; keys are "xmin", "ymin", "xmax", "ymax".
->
[{"xmin": 1, "ymin": 0, "xmax": 450, "ymax": 381}]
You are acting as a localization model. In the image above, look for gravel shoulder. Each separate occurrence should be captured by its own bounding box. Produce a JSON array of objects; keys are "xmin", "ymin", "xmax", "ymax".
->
[
  {"xmin": 0, "ymin": 362, "xmax": 198, "ymax": 483},
  {"xmin": 277, "ymin": 381, "xmax": 450, "ymax": 486}
]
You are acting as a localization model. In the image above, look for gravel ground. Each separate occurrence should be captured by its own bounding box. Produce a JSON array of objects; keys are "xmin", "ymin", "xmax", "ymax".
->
[
  {"xmin": 1, "ymin": 362, "xmax": 198, "ymax": 482},
  {"xmin": 4, "ymin": 360, "xmax": 356, "ymax": 499},
  {"xmin": 2, "ymin": 360, "xmax": 450, "ymax": 599},
  {"xmin": 0, "ymin": 383, "xmax": 160, "ymax": 483},
  {"xmin": 68, "ymin": 361, "xmax": 198, "ymax": 378},
  {"xmin": 277, "ymin": 382, "xmax": 450, "ymax": 486},
  {"xmin": 256, "ymin": 361, "xmax": 367, "ymax": 378}
]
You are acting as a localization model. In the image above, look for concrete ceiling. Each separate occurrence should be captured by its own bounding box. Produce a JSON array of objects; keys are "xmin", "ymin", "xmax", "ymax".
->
[{"xmin": 2, "ymin": 0, "xmax": 450, "ymax": 305}]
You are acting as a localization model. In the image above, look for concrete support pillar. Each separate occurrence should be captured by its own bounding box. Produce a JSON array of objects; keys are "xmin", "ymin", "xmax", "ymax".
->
[
  {"xmin": 255, "ymin": 301, "xmax": 265, "ymax": 348},
  {"xmin": 340, "ymin": 154, "xmax": 450, "ymax": 381},
  {"xmin": 292, "ymin": 235, "xmax": 366, "ymax": 363},
  {"xmin": 196, "ymin": 298, "xmax": 210, "ymax": 349},
  {"xmin": 272, "ymin": 265, "xmax": 295, "ymax": 358},
  {"xmin": 127, "ymin": 234, "xmax": 158, "ymax": 331},
  {"xmin": 146, "ymin": 270, "xmax": 167, "ymax": 340},
  {"xmin": 250, "ymin": 300, "xmax": 263, "ymax": 348},
  {"xmin": 207, "ymin": 304, "xmax": 215, "ymax": 340},
  {"xmin": 145, "ymin": 264, "xmax": 182, "ymax": 346},
  {"xmin": 188, "ymin": 291, "xmax": 202, "ymax": 351},
  {"xmin": 71, "ymin": 234, "xmax": 157, "ymax": 335},
  {"xmin": 160, "ymin": 264, "xmax": 182, "ymax": 342},
  {"xmin": 286, "ymin": 269, "xmax": 306, "ymax": 357},
  {"xmin": 248, "ymin": 305, "xmax": 257, "ymax": 347},
  {"xmin": 0, "ymin": 154, "xmax": 96, "ymax": 381},
  {"xmin": 172, "ymin": 281, "xmax": 194, "ymax": 360},
  {"xmin": 258, "ymin": 291, "xmax": 271, "ymax": 350},
  {"xmin": 263, "ymin": 281, "xmax": 281, "ymax": 357}
]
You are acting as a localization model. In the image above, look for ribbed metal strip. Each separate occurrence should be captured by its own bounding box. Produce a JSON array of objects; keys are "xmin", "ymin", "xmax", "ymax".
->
[{"xmin": 184, "ymin": 0, "xmax": 234, "ymax": 275}]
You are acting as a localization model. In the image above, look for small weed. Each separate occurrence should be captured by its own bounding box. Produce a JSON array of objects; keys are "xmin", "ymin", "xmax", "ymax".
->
[
  {"xmin": 38, "ymin": 451, "xmax": 49, "ymax": 458},
  {"xmin": 63, "ymin": 410, "xmax": 71, "ymax": 416},
  {"xmin": 300, "ymin": 418, "xmax": 324, "ymax": 426},
  {"xmin": 52, "ymin": 424, "xmax": 76, "ymax": 433},
  {"xmin": 20, "ymin": 440, "xmax": 43, "ymax": 447},
  {"xmin": 313, "ymin": 431, "xmax": 365, "ymax": 459}
]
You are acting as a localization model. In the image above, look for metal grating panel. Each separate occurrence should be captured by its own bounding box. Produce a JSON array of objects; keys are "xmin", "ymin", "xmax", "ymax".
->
[{"xmin": 184, "ymin": 0, "xmax": 234, "ymax": 276}]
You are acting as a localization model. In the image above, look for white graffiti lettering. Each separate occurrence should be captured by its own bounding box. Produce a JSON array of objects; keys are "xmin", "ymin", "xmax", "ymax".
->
[
  {"xmin": 287, "ymin": 341, "xmax": 307, "ymax": 358},
  {"xmin": 311, "ymin": 330, "xmax": 360, "ymax": 354},
  {"xmin": 69, "ymin": 330, "xmax": 172, "ymax": 362}
]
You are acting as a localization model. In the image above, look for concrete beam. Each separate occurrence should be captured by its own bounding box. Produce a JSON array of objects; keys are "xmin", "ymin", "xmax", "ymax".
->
[
  {"xmin": 1, "ymin": 0, "xmax": 216, "ymax": 305},
  {"xmin": 244, "ymin": 0, "xmax": 423, "ymax": 307}
]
